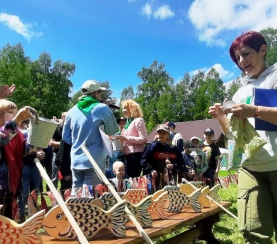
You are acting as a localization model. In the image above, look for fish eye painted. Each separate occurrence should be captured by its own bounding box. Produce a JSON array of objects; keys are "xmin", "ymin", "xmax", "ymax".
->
[{"xmin": 56, "ymin": 213, "xmax": 64, "ymax": 220}]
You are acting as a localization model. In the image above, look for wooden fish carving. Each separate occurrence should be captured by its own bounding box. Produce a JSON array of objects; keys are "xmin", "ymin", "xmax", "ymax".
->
[
  {"xmin": 163, "ymin": 185, "xmax": 201, "ymax": 213},
  {"xmin": 0, "ymin": 210, "xmax": 45, "ymax": 244},
  {"xmin": 100, "ymin": 192, "xmax": 124, "ymax": 211},
  {"xmin": 100, "ymin": 192, "xmax": 152, "ymax": 228},
  {"xmin": 122, "ymin": 189, "xmax": 147, "ymax": 205},
  {"xmin": 43, "ymin": 197, "xmax": 126, "ymax": 240},
  {"xmin": 178, "ymin": 184, "xmax": 210, "ymax": 208},
  {"xmin": 209, "ymin": 184, "xmax": 221, "ymax": 203},
  {"xmin": 148, "ymin": 190, "xmax": 169, "ymax": 219}
]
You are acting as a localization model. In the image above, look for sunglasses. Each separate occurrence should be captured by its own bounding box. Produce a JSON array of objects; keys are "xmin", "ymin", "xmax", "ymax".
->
[{"xmin": 204, "ymin": 133, "xmax": 213, "ymax": 136}]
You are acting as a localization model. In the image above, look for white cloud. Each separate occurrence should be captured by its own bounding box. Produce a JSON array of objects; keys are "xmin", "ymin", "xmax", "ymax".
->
[
  {"xmin": 0, "ymin": 13, "xmax": 42, "ymax": 41},
  {"xmin": 142, "ymin": 3, "xmax": 174, "ymax": 21},
  {"xmin": 142, "ymin": 3, "xmax": 152, "ymax": 19},
  {"xmin": 154, "ymin": 5, "xmax": 175, "ymax": 20},
  {"xmin": 188, "ymin": 0, "xmax": 277, "ymax": 46},
  {"xmin": 190, "ymin": 67, "xmax": 207, "ymax": 77},
  {"xmin": 208, "ymin": 63, "xmax": 235, "ymax": 80},
  {"xmin": 190, "ymin": 63, "xmax": 235, "ymax": 80}
]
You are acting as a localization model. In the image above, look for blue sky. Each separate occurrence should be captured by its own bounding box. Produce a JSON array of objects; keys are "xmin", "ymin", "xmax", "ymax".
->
[{"xmin": 1, "ymin": 0, "xmax": 277, "ymax": 99}]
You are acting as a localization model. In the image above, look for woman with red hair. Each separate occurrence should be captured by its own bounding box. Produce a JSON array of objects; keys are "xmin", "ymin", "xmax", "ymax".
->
[{"xmin": 209, "ymin": 31, "xmax": 277, "ymax": 243}]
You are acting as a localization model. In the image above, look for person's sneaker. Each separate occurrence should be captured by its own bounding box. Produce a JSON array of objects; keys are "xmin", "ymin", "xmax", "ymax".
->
[{"xmin": 18, "ymin": 215, "xmax": 26, "ymax": 224}]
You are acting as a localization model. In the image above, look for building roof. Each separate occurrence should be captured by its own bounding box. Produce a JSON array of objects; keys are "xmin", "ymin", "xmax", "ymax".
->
[{"xmin": 148, "ymin": 119, "xmax": 225, "ymax": 146}]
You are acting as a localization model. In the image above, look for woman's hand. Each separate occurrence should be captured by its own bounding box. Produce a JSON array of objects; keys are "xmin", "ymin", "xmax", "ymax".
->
[
  {"xmin": 116, "ymin": 135, "xmax": 127, "ymax": 142},
  {"xmin": 209, "ymin": 99, "xmax": 231, "ymax": 135},
  {"xmin": 208, "ymin": 102, "xmax": 226, "ymax": 120},
  {"xmin": 13, "ymin": 107, "xmax": 32, "ymax": 124},
  {"xmin": 231, "ymin": 103, "xmax": 256, "ymax": 119}
]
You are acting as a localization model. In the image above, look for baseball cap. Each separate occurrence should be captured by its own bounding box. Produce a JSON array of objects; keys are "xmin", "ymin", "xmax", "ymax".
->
[
  {"xmin": 166, "ymin": 121, "xmax": 176, "ymax": 129},
  {"xmin": 183, "ymin": 141, "xmax": 195, "ymax": 151},
  {"xmin": 81, "ymin": 80, "xmax": 106, "ymax": 94},
  {"xmin": 156, "ymin": 124, "xmax": 170, "ymax": 133},
  {"xmin": 204, "ymin": 128, "xmax": 214, "ymax": 134},
  {"xmin": 190, "ymin": 136, "xmax": 201, "ymax": 142}
]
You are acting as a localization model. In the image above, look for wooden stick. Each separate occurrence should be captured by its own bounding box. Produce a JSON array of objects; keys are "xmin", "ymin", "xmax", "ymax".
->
[
  {"xmin": 182, "ymin": 178, "xmax": 238, "ymax": 220},
  {"xmin": 81, "ymin": 144, "xmax": 153, "ymax": 244},
  {"xmin": 35, "ymin": 159, "xmax": 90, "ymax": 244}
]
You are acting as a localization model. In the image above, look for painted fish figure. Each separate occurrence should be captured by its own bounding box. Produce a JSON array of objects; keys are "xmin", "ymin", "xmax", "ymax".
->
[
  {"xmin": 163, "ymin": 185, "xmax": 201, "ymax": 213},
  {"xmin": 209, "ymin": 184, "xmax": 221, "ymax": 203},
  {"xmin": 100, "ymin": 192, "xmax": 152, "ymax": 228},
  {"xmin": 0, "ymin": 210, "xmax": 45, "ymax": 244},
  {"xmin": 43, "ymin": 197, "xmax": 126, "ymax": 240},
  {"xmin": 178, "ymin": 184, "xmax": 210, "ymax": 208},
  {"xmin": 123, "ymin": 189, "xmax": 147, "ymax": 205},
  {"xmin": 148, "ymin": 191, "xmax": 169, "ymax": 219}
]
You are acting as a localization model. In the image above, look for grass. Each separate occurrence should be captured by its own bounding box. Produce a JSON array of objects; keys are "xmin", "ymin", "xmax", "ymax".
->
[
  {"xmin": 152, "ymin": 183, "xmax": 242, "ymax": 244},
  {"xmin": 152, "ymin": 171, "xmax": 277, "ymax": 244}
]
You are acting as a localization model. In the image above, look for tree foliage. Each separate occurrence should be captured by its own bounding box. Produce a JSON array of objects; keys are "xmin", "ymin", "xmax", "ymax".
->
[
  {"xmin": 136, "ymin": 60, "xmax": 174, "ymax": 132},
  {"xmin": 0, "ymin": 43, "xmax": 33, "ymax": 108},
  {"xmin": 0, "ymin": 43, "xmax": 75, "ymax": 118},
  {"xmin": 30, "ymin": 52, "xmax": 75, "ymax": 117},
  {"xmin": 129, "ymin": 62, "xmax": 228, "ymax": 132},
  {"xmin": 1, "ymin": 27, "xmax": 277, "ymax": 129},
  {"xmin": 120, "ymin": 86, "xmax": 134, "ymax": 101},
  {"xmin": 260, "ymin": 27, "xmax": 277, "ymax": 67}
]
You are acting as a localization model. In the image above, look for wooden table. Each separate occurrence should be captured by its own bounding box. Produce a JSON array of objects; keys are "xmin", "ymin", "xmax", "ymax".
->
[{"xmin": 40, "ymin": 201, "xmax": 231, "ymax": 244}]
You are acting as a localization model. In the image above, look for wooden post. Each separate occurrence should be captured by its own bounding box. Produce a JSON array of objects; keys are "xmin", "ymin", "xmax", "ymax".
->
[
  {"xmin": 35, "ymin": 159, "xmax": 90, "ymax": 244},
  {"xmin": 81, "ymin": 144, "xmax": 153, "ymax": 244}
]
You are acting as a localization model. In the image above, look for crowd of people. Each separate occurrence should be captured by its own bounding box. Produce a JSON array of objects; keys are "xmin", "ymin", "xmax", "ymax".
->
[{"xmin": 1, "ymin": 30, "xmax": 277, "ymax": 243}]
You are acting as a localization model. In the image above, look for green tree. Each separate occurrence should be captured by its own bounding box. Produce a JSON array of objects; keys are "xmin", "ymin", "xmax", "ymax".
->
[
  {"xmin": 260, "ymin": 27, "xmax": 277, "ymax": 66},
  {"xmin": 184, "ymin": 70, "xmax": 205, "ymax": 121},
  {"xmin": 173, "ymin": 72, "xmax": 191, "ymax": 121},
  {"xmin": 136, "ymin": 60, "xmax": 174, "ymax": 132},
  {"xmin": 69, "ymin": 91, "xmax": 82, "ymax": 108},
  {"xmin": 226, "ymin": 77, "xmax": 242, "ymax": 100},
  {"xmin": 120, "ymin": 86, "xmax": 134, "ymax": 101},
  {"xmin": 0, "ymin": 43, "xmax": 34, "ymax": 108},
  {"xmin": 30, "ymin": 52, "xmax": 75, "ymax": 118},
  {"xmin": 186, "ymin": 69, "xmax": 226, "ymax": 120}
]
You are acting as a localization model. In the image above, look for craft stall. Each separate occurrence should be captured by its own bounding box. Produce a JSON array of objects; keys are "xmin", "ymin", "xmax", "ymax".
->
[{"xmin": 0, "ymin": 113, "xmax": 234, "ymax": 244}]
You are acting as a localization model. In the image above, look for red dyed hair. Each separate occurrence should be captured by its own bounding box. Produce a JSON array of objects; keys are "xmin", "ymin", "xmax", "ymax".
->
[{"xmin": 229, "ymin": 31, "xmax": 267, "ymax": 70}]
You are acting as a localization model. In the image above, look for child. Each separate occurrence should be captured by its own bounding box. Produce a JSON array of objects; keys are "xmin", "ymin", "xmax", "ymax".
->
[
  {"xmin": 17, "ymin": 143, "xmax": 45, "ymax": 223},
  {"xmin": 194, "ymin": 154, "xmax": 208, "ymax": 181},
  {"xmin": 141, "ymin": 124, "xmax": 187, "ymax": 190},
  {"xmin": 190, "ymin": 136, "xmax": 208, "ymax": 180},
  {"xmin": 109, "ymin": 161, "xmax": 126, "ymax": 192},
  {"xmin": 0, "ymin": 99, "xmax": 32, "ymax": 219},
  {"xmin": 182, "ymin": 141, "xmax": 196, "ymax": 181}
]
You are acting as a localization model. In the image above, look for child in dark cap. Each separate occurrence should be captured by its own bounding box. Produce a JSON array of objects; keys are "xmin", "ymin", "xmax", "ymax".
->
[
  {"xmin": 141, "ymin": 124, "xmax": 187, "ymax": 190},
  {"xmin": 166, "ymin": 121, "xmax": 183, "ymax": 151}
]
